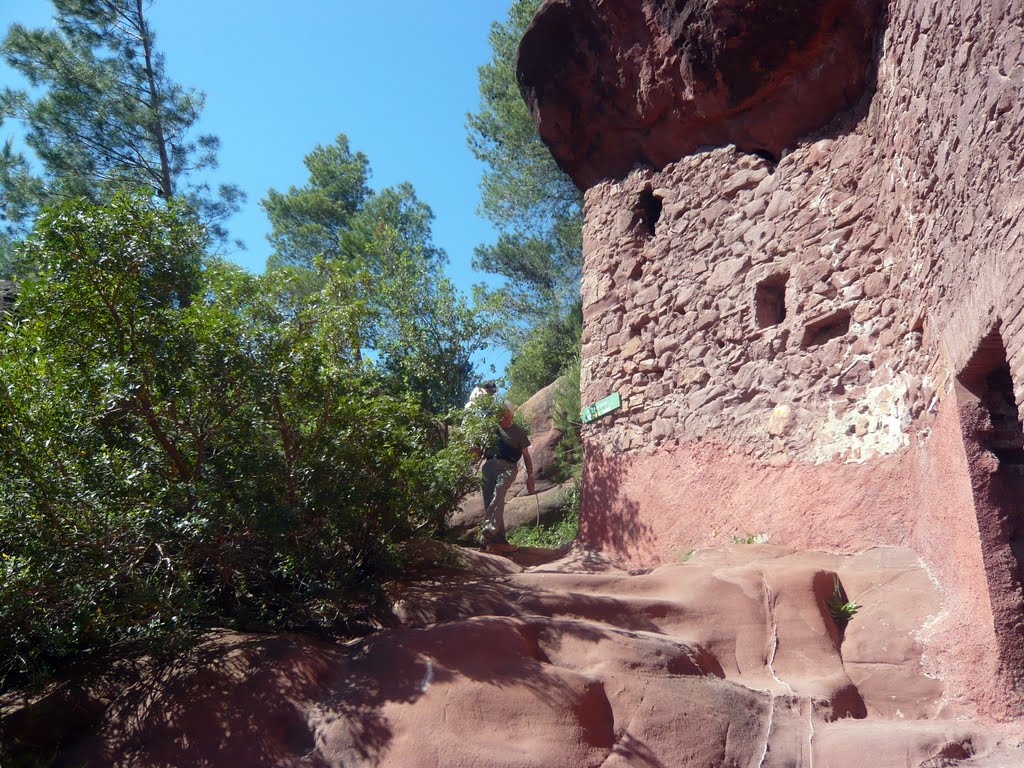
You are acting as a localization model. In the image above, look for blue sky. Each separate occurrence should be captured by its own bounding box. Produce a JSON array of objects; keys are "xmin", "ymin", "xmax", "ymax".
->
[{"xmin": 0, "ymin": 0, "xmax": 516, "ymax": 374}]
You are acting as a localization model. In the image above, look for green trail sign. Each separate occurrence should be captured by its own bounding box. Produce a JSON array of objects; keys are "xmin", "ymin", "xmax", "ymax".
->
[{"xmin": 581, "ymin": 392, "xmax": 622, "ymax": 424}]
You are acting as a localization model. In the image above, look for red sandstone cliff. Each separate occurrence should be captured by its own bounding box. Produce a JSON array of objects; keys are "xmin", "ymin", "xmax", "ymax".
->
[{"xmin": 517, "ymin": 0, "xmax": 886, "ymax": 189}]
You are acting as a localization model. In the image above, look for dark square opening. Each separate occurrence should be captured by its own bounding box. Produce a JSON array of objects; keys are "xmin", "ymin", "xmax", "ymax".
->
[
  {"xmin": 801, "ymin": 308, "xmax": 851, "ymax": 348},
  {"xmin": 754, "ymin": 273, "xmax": 788, "ymax": 328},
  {"xmin": 636, "ymin": 187, "xmax": 663, "ymax": 238}
]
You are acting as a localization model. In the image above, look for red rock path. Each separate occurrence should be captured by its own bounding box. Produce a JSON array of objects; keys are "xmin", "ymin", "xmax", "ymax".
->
[{"xmin": 17, "ymin": 545, "xmax": 1024, "ymax": 767}]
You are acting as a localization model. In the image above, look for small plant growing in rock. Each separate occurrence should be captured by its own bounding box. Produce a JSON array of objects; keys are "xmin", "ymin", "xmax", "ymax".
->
[
  {"xmin": 827, "ymin": 576, "xmax": 860, "ymax": 625},
  {"xmin": 676, "ymin": 549, "xmax": 695, "ymax": 563}
]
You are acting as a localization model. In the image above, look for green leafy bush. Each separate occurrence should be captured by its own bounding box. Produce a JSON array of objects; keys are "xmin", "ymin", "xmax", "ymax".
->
[
  {"xmin": 0, "ymin": 195, "xmax": 477, "ymax": 690},
  {"xmin": 456, "ymin": 391, "xmax": 511, "ymax": 459},
  {"xmin": 507, "ymin": 475, "xmax": 580, "ymax": 550},
  {"xmin": 507, "ymin": 503, "xmax": 579, "ymax": 550},
  {"xmin": 505, "ymin": 300, "xmax": 582, "ymax": 406},
  {"xmin": 551, "ymin": 352, "xmax": 582, "ymax": 482},
  {"xmin": 507, "ymin": 349, "xmax": 583, "ymax": 549}
]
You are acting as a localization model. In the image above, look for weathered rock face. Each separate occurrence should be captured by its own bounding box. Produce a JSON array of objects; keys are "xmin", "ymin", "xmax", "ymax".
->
[
  {"xmin": 6, "ymin": 545, "xmax": 1022, "ymax": 767},
  {"xmin": 520, "ymin": 0, "xmax": 1024, "ymax": 722},
  {"xmin": 517, "ymin": 0, "xmax": 887, "ymax": 189}
]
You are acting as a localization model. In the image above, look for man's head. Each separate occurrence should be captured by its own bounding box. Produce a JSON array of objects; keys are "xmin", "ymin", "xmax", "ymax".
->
[{"xmin": 499, "ymin": 402, "xmax": 514, "ymax": 428}]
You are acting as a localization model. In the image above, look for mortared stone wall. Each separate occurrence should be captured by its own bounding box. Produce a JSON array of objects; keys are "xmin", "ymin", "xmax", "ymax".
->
[{"xmin": 519, "ymin": 0, "xmax": 1024, "ymax": 720}]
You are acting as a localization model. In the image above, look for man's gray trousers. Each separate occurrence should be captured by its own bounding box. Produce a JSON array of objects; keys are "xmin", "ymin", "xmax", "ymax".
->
[{"xmin": 481, "ymin": 458, "xmax": 518, "ymax": 543}]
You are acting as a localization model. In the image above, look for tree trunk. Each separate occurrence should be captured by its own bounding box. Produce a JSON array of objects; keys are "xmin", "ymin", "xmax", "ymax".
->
[{"xmin": 135, "ymin": 0, "xmax": 174, "ymax": 199}]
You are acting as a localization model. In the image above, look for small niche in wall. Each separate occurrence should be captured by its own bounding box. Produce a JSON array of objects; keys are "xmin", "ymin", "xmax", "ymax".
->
[
  {"xmin": 801, "ymin": 308, "xmax": 851, "ymax": 348},
  {"xmin": 754, "ymin": 273, "xmax": 788, "ymax": 328},
  {"xmin": 636, "ymin": 187, "xmax": 663, "ymax": 238}
]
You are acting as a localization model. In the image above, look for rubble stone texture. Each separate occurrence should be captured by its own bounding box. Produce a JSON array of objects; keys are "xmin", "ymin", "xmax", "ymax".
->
[{"xmin": 520, "ymin": 0, "xmax": 1024, "ymax": 724}]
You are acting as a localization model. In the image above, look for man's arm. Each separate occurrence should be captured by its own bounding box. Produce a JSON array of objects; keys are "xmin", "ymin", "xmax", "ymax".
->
[{"xmin": 522, "ymin": 447, "xmax": 536, "ymax": 494}]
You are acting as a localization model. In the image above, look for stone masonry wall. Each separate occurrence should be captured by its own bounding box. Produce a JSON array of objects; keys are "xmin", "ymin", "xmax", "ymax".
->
[
  {"xmin": 566, "ymin": 0, "xmax": 1024, "ymax": 720},
  {"xmin": 580, "ymin": 1, "xmax": 1024, "ymax": 465}
]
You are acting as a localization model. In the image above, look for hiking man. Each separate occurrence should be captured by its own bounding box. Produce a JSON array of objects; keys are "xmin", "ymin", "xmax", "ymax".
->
[{"xmin": 480, "ymin": 402, "xmax": 535, "ymax": 552}]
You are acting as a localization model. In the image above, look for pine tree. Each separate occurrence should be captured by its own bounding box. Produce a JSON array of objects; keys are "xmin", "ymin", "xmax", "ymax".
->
[
  {"xmin": 467, "ymin": 0, "xmax": 583, "ymax": 389},
  {"xmin": 263, "ymin": 134, "xmax": 486, "ymax": 413},
  {"xmin": 262, "ymin": 135, "xmax": 372, "ymax": 269},
  {"xmin": 0, "ymin": 0, "xmax": 242, "ymax": 250}
]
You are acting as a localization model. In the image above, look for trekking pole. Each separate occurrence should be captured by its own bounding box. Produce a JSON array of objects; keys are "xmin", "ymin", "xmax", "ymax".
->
[{"xmin": 535, "ymin": 491, "xmax": 541, "ymax": 527}]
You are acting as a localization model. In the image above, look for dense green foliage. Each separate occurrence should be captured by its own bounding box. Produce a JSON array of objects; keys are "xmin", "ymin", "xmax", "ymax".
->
[
  {"xmin": 262, "ymin": 135, "xmax": 371, "ymax": 269},
  {"xmin": 0, "ymin": 195, "xmax": 480, "ymax": 691},
  {"xmin": 551, "ymin": 351, "xmax": 583, "ymax": 481},
  {"xmin": 0, "ymin": 0, "xmax": 242, "ymax": 260},
  {"xmin": 262, "ymin": 134, "xmax": 484, "ymax": 414},
  {"xmin": 366, "ymin": 246, "xmax": 484, "ymax": 415},
  {"xmin": 0, "ymin": 231, "xmax": 27, "ymax": 279},
  {"xmin": 0, "ymin": 0, "xmax": 580, "ymax": 700},
  {"xmin": 467, "ymin": 0, "xmax": 582, "ymax": 333},
  {"xmin": 263, "ymin": 134, "xmax": 442, "ymax": 271},
  {"xmin": 467, "ymin": 0, "xmax": 584, "ymax": 402},
  {"xmin": 505, "ymin": 299, "xmax": 582, "ymax": 406},
  {"xmin": 507, "ymin": 502, "xmax": 579, "ymax": 550}
]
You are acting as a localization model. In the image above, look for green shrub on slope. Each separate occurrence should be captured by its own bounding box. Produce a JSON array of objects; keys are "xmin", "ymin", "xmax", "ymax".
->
[{"xmin": 0, "ymin": 195, "xmax": 476, "ymax": 690}]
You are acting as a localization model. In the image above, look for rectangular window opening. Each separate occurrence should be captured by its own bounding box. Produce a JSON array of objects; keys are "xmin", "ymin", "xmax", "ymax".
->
[{"xmin": 755, "ymin": 273, "xmax": 788, "ymax": 328}]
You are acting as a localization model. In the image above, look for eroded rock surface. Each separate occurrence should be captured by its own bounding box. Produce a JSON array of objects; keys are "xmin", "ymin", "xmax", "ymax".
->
[
  {"xmin": 517, "ymin": 0, "xmax": 886, "ymax": 188},
  {"xmin": 8, "ymin": 545, "xmax": 1022, "ymax": 767}
]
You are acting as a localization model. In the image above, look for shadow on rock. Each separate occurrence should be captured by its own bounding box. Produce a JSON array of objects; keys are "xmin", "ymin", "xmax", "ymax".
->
[
  {"xmin": 579, "ymin": 444, "xmax": 654, "ymax": 557},
  {"xmin": 52, "ymin": 632, "xmax": 411, "ymax": 767}
]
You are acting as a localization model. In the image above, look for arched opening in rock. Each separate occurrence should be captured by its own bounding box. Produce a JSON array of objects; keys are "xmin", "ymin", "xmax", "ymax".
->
[
  {"xmin": 751, "ymin": 148, "xmax": 779, "ymax": 168},
  {"xmin": 754, "ymin": 273, "xmax": 788, "ymax": 328},
  {"xmin": 636, "ymin": 188, "xmax": 663, "ymax": 238},
  {"xmin": 956, "ymin": 328, "xmax": 1024, "ymax": 678}
]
